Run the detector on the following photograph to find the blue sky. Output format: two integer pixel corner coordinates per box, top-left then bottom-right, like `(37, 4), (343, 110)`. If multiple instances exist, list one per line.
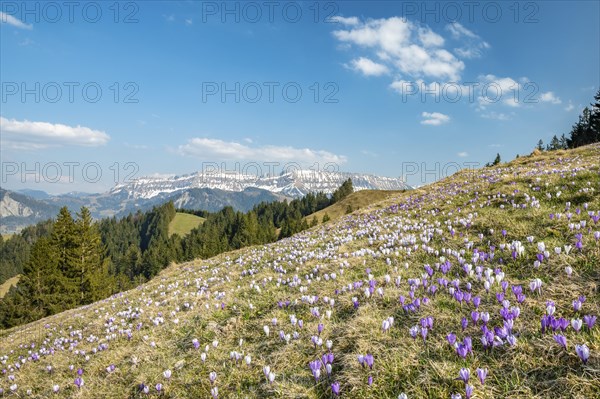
(1, 1), (598, 193)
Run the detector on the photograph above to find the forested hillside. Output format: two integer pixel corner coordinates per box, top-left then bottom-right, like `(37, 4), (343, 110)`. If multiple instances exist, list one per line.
(0, 180), (357, 328)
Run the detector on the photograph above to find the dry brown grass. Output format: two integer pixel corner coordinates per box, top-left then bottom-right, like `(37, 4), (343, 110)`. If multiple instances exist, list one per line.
(1, 145), (599, 398)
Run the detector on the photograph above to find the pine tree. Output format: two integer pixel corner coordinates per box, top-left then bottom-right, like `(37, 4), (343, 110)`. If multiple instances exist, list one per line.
(322, 213), (331, 223)
(332, 179), (354, 203)
(559, 134), (569, 149)
(51, 206), (79, 299)
(567, 106), (596, 148)
(547, 135), (560, 151)
(536, 139), (544, 151)
(21, 237), (74, 315)
(310, 216), (318, 227)
(589, 89), (600, 141)
(74, 207), (105, 303)
(493, 153), (501, 165)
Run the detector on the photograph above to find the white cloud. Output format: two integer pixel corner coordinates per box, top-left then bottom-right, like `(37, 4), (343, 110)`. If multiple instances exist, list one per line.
(0, 12), (32, 30)
(329, 16), (360, 26)
(477, 74), (522, 108)
(418, 27), (445, 47)
(333, 17), (464, 81)
(177, 138), (347, 164)
(565, 101), (575, 111)
(348, 57), (389, 76)
(421, 112), (450, 126)
(0, 117), (110, 150)
(457, 151), (469, 157)
(539, 91), (561, 104)
(360, 150), (378, 157)
(446, 22), (489, 59)
(185, 18), (193, 25)
(446, 22), (478, 39)
(480, 111), (511, 120)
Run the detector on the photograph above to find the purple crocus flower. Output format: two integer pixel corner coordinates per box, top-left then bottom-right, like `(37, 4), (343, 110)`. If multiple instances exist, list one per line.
(156, 383), (163, 392)
(583, 315), (597, 330)
(461, 317), (468, 331)
(476, 368), (488, 385)
(331, 381), (340, 396)
(364, 353), (374, 369)
(368, 375), (373, 385)
(465, 384), (473, 399)
(447, 333), (457, 346)
(464, 337), (473, 353)
(409, 325), (420, 339)
(456, 344), (468, 359)
(553, 334), (567, 349)
(327, 352), (334, 364)
(458, 368), (470, 383)
(481, 312), (490, 325)
(575, 344), (590, 364)
(309, 360), (321, 381)
(74, 377), (84, 389)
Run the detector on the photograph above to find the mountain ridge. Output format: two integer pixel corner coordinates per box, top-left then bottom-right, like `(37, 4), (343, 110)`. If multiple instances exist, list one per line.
(1, 169), (409, 233)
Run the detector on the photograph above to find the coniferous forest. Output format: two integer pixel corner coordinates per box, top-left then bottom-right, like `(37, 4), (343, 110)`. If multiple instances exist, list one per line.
(0, 179), (354, 328)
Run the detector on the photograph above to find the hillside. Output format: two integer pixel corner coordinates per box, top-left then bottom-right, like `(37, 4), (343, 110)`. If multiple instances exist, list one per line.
(168, 212), (206, 237)
(304, 190), (406, 225)
(0, 145), (599, 398)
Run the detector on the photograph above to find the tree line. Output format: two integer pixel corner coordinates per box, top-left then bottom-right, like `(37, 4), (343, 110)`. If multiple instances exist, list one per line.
(0, 179), (354, 328)
(537, 89), (600, 151)
(487, 89), (600, 166)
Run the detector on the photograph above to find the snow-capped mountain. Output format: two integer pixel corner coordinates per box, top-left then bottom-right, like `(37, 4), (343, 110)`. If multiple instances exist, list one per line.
(110, 169), (410, 199)
(1, 170), (409, 233)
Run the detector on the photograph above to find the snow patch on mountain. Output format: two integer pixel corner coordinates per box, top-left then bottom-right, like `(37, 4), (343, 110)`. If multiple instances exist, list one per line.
(110, 169), (409, 199)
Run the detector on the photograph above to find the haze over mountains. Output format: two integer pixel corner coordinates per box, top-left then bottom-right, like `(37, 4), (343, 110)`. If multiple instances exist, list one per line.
(0, 169), (409, 233)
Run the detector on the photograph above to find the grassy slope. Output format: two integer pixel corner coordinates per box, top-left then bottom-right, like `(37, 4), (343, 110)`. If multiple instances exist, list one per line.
(1, 145), (599, 398)
(168, 212), (205, 237)
(304, 190), (406, 225)
(0, 275), (19, 299)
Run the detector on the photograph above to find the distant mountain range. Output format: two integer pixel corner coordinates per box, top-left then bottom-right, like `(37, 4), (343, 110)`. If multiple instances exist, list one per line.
(1, 169), (409, 233)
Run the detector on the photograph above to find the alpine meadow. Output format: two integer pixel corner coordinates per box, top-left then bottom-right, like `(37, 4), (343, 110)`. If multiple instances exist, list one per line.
(0, 1), (599, 398)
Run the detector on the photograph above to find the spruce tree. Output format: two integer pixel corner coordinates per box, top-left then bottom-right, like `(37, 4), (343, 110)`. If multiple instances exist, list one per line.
(74, 207), (104, 303)
(536, 140), (544, 151)
(21, 237), (74, 315)
(493, 153), (501, 165)
(51, 206), (79, 299)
